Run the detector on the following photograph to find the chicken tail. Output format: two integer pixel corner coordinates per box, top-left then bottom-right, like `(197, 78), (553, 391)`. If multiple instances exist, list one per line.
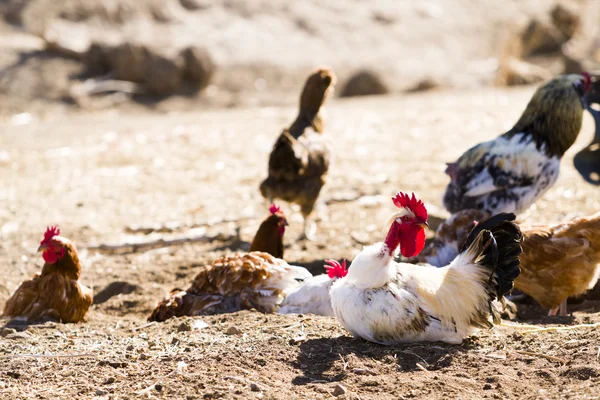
(451, 213), (522, 326)
(460, 213), (523, 298)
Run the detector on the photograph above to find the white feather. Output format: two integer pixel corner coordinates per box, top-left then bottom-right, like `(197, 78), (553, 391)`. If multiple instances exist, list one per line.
(330, 241), (494, 345)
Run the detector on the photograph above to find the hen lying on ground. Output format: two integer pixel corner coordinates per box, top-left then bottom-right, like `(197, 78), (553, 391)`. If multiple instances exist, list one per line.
(413, 209), (600, 316)
(260, 68), (337, 241)
(2, 226), (93, 323)
(443, 73), (591, 215)
(278, 259), (348, 316)
(330, 192), (522, 344)
(149, 205), (312, 322)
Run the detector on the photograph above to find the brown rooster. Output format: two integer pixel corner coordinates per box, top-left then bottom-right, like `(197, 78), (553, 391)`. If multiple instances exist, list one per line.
(148, 205), (312, 322)
(2, 226), (93, 323)
(259, 68), (337, 240)
(414, 210), (600, 316)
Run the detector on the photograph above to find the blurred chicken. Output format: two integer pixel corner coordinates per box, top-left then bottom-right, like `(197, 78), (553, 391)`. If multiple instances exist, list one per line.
(278, 259), (348, 316)
(149, 205), (312, 321)
(444, 73), (591, 215)
(2, 226), (93, 323)
(415, 210), (600, 316)
(260, 68), (336, 241)
(329, 192), (522, 344)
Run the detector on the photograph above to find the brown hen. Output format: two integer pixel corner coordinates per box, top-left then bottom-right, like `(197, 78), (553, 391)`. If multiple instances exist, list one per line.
(414, 210), (600, 316)
(2, 226), (93, 323)
(259, 68), (337, 240)
(148, 205), (311, 322)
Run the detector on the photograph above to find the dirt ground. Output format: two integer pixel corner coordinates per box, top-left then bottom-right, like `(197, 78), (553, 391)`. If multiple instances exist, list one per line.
(1, 86), (600, 399)
(2, 0), (600, 398)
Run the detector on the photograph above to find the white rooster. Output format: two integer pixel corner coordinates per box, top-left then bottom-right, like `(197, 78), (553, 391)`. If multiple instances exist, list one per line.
(278, 259), (348, 316)
(330, 192), (522, 345)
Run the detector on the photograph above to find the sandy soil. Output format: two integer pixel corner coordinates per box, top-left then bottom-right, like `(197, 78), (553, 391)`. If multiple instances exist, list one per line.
(1, 86), (600, 399)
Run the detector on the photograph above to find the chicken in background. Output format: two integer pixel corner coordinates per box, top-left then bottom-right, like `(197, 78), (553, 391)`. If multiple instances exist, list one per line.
(413, 209), (600, 316)
(278, 259), (348, 316)
(2, 226), (93, 323)
(444, 73), (591, 215)
(260, 68), (337, 241)
(148, 205), (312, 322)
(330, 192), (522, 344)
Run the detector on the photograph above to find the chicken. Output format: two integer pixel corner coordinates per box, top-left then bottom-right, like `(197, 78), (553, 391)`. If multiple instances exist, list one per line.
(443, 73), (591, 216)
(259, 68), (337, 241)
(414, 210), (600, 316)
(410, 209), (491, 268)
(329, 192), (522, 345)
(2, 226), (93, 323)
(278, 259), (348, 316)
(149, 205), (312, 321)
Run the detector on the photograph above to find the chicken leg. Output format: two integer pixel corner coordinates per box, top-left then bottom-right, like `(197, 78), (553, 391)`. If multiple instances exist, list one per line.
(548, 300), (568, 316)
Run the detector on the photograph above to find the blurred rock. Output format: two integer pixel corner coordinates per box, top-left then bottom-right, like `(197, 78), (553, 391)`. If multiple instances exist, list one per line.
(182, 46), (216, 90)
(339, 70), (389, 97)
(179, 0), (213, 11)
(149, 0), (185, 23)
(225, 326), (242, 335)
(43, 19), (91, 59)
(1, 0), (28, 25)
(551, 4), (580, 40)
(520, 19), (565, 57)
(144, 51), (184, 95)
(110, 43), (149, 83)
(405, 77), (439, 93)
(497, 57), (552, 86)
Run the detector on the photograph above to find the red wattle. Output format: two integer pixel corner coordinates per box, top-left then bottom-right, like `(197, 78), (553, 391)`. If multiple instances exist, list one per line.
(399, 227), (426, 258)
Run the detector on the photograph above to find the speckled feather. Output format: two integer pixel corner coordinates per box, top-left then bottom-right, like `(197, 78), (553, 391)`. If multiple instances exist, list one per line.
(443, 74), (587, 215)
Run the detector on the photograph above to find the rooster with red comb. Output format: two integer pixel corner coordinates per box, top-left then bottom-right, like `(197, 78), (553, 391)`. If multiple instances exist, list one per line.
(443, 73), (591, 216)
(329, 192), (523, 344)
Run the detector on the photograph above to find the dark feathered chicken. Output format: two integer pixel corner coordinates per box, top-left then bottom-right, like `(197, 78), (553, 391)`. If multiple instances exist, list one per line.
(443, 74), (591, 216)
(260, 68), (337, 240)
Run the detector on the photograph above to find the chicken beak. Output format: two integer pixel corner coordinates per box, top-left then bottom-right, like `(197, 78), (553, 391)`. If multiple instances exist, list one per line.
(417, 221), (429, 229)
(37, 244), (47, 252)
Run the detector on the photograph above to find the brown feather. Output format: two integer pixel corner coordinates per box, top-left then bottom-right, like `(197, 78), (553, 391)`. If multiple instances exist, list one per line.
(260, 68), (336, 219)
(249, 213), (285, 259)
(2, 236), (93, 323)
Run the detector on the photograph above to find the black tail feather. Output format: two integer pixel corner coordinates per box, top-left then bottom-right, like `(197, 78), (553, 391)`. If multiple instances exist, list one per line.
(461, 212), (523, 299)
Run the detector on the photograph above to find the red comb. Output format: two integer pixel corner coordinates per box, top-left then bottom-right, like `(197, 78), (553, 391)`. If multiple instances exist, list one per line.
(392, 192), (428, 221)
(582, 72), (592, 92)
(324, 259), (348, 279)
(41, 225), (60, 244)
(269, 204), (282, 215)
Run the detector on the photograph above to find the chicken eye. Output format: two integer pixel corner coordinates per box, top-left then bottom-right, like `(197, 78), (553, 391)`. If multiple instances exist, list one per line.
(402, 216), (410, 221)
(573, 80), (585, 96)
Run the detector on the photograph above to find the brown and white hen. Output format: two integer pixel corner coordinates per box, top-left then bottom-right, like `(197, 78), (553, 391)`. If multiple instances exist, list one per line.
(148, 205), (312, 321)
